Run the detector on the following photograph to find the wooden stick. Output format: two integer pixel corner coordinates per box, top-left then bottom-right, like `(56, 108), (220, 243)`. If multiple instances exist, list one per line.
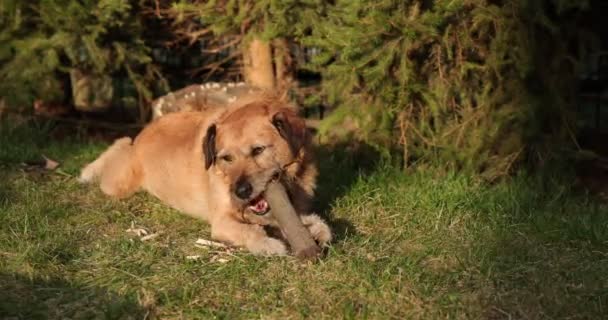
(265, 181), (320, 260)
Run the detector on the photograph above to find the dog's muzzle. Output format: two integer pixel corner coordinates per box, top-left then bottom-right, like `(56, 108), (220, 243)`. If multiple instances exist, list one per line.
(248, 194), (270, 215)
(235, 179), (253, 199)
(245, 170), (282, 215)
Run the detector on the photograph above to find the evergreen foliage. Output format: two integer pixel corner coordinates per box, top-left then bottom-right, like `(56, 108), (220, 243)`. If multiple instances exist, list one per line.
(0, 0), (163, 117)
(167, 0), (322, 40)
(303, 0), (595, 179)
(0, 0), (598, 177)
(163, 0), (324, 84)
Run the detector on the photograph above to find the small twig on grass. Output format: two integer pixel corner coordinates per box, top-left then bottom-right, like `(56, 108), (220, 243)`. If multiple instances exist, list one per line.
(195, 238), (228, 248)
(126, 221), (149, 237)
(54, 168), (73, 178)
(210, 256), (230, 264)
(110, 266), (144, 281)
(140, 232), (163, 241)
(221, 250), (245, 262)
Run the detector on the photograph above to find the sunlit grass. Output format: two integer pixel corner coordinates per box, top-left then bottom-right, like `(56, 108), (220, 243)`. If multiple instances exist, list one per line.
(1, 119), (607, 319)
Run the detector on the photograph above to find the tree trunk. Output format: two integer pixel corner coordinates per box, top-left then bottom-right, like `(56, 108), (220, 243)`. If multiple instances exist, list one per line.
(242, 37), (275, 89)
(273, 38), (295, 92)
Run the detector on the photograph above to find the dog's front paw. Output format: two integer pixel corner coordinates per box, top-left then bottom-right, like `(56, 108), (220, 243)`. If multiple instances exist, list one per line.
(301, 214), (332, 246)
(247, 236), (288, 256)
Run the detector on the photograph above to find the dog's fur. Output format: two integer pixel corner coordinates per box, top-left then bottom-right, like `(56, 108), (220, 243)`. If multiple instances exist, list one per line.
(80, 94), (331, 255)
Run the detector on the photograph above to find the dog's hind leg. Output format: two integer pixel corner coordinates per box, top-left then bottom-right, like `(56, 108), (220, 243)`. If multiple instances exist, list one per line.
(79, 137), (133, 183)
(80, 137), (142, 198)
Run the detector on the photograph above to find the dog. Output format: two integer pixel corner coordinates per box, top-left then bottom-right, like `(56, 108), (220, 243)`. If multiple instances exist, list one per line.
(79, 93), (331, 255)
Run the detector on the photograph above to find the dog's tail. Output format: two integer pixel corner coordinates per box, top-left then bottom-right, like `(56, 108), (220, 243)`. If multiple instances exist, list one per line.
(79, 137), (142, 198)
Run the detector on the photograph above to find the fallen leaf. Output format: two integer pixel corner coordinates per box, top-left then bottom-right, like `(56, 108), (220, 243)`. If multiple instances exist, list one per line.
(21, 155), (60, 171)
(42, 155), (60, 170)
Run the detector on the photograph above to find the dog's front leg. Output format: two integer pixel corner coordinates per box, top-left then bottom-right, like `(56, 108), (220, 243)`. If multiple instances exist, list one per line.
(211, 216), (287, 256)
(300, 214), (332, 246)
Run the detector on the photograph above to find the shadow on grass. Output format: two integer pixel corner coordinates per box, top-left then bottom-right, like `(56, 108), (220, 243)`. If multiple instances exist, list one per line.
(312, 142), (382, 242)
(0, 171), (15, 208)
(0, 116), (144, 189)
(466, 175), (608, 319)
(0, 116), (137, 166)
(483, 235), (607, 319)
(0, 273), (146, 319)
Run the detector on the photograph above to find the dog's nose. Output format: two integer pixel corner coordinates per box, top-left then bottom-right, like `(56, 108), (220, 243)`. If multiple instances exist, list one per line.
(235, 179), (253, 199)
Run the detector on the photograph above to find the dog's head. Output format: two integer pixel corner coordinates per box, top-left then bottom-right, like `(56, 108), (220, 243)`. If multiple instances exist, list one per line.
(202, 101), (307, 221)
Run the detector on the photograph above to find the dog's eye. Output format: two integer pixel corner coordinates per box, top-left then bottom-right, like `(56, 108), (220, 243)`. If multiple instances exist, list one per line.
(251, 146), (266, 156)
(220, 155), (233, 162)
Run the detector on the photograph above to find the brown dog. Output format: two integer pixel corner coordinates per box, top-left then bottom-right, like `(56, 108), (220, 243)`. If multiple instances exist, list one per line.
(79, 94), (331, 255)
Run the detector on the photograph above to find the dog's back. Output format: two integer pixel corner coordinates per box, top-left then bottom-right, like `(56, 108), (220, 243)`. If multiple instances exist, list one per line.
(80, 111), (220, 219)
(134, 111), (220, 218)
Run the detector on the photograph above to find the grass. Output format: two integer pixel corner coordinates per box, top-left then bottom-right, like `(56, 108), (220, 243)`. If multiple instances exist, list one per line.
(1, 118), (607, 319)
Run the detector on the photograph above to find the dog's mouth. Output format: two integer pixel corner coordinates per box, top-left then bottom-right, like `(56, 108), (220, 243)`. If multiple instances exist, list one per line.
(248, 193), (270, 215)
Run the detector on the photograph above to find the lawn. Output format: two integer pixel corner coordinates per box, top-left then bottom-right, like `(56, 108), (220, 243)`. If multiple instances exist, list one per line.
(1, 118), (607, 319)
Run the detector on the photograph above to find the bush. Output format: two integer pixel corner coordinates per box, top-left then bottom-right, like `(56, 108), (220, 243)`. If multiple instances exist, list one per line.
(0, 0), (164, 119)
(0, 0), (597, 178)
(303, 0), (595, 179)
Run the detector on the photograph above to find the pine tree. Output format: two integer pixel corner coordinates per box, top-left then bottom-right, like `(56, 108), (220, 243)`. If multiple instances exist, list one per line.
(303, 0), (594, 179)
(0, 0), (595, 178)
(164, 0), (325, 90)
(0, 0), (164, 120)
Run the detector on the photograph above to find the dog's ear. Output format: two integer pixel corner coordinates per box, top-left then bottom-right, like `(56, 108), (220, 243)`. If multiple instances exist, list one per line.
(272, 109), (307, 156)
(203, 124), (217, 170)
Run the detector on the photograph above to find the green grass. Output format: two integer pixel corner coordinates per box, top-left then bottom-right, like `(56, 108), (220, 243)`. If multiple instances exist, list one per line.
(1, 118), (607, 319)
